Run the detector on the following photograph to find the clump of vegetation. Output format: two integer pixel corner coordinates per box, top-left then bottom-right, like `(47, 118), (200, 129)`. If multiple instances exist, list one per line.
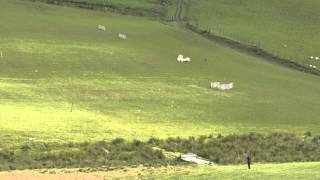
(156, 133), (320, 164)
(0, 133), (320, 171)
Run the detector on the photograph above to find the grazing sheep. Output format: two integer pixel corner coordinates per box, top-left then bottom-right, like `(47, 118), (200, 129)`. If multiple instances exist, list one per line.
(316, 57), (319, 60)
(98, 25), (106, 31)
(177, 54), (191, 62)
(210, 82), (234, 90)
(309, 65), (317, 69)
(118, 33), (127, 40)
(310, 56), (314, 59)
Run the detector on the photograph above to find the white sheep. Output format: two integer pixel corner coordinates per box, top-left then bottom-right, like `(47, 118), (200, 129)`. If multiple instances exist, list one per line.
(210, 82), (234, 90)
(316, 57), (319, 60)
(310, 56), (314, 59)
(118, 33), (127, 40)
(309, 64), (313, 68)
(177, 54), (191, 62)
(313, 65), (317, 69)
(97, 25), (106, 31)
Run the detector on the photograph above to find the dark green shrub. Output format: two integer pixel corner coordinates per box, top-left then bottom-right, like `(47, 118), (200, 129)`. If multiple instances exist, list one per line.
(20, 144), (31, 152)
(111, 138), (125, 145)
(304, 131), (312, 137)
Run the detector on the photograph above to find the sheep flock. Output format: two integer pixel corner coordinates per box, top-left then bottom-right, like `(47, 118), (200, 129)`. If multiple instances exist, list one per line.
(97, 25), (127, 40)
(309, 55), (319, 69)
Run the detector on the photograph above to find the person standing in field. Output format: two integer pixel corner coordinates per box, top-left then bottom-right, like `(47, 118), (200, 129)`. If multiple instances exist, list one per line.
(246, 152), (252, 169)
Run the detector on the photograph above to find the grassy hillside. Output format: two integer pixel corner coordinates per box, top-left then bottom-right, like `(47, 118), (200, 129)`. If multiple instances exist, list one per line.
(1, 0), (320, 149)
(186, 0), (320, 68)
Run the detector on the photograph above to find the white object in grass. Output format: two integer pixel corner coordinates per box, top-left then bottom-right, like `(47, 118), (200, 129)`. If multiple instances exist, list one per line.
(98, 25), (106, 31)
(211, 82), (234, 90)
(118, 33), (127, 40)
(181, 153), (213, 165)
(177, 54), (191, 62)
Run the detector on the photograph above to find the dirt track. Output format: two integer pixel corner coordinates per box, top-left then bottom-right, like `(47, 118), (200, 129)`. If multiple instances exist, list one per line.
(0, 168), (141, 180)
(0, 166), (184, 180)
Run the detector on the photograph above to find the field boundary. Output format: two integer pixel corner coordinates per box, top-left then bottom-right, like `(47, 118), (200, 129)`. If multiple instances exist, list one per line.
(174, 0), (183, 21)
(185, 23), (320, 76)
(175, 0), (320, 76)
(28, 0), (167, 18)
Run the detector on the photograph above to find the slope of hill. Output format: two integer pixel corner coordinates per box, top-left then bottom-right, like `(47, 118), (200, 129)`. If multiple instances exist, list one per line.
(1, 0), (320, 148)
(186, 0), (320, 68)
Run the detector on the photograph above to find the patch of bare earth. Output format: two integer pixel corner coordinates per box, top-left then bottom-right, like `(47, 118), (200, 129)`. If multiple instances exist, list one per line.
(0, 166), (187, 180)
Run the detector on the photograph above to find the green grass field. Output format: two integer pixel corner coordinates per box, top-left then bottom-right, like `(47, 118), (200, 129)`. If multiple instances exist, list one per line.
(1, 0), (320, 148)
(186, 0), (320, 68)
(144, 162), (320, 179)
(1, 0), (320, 178)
